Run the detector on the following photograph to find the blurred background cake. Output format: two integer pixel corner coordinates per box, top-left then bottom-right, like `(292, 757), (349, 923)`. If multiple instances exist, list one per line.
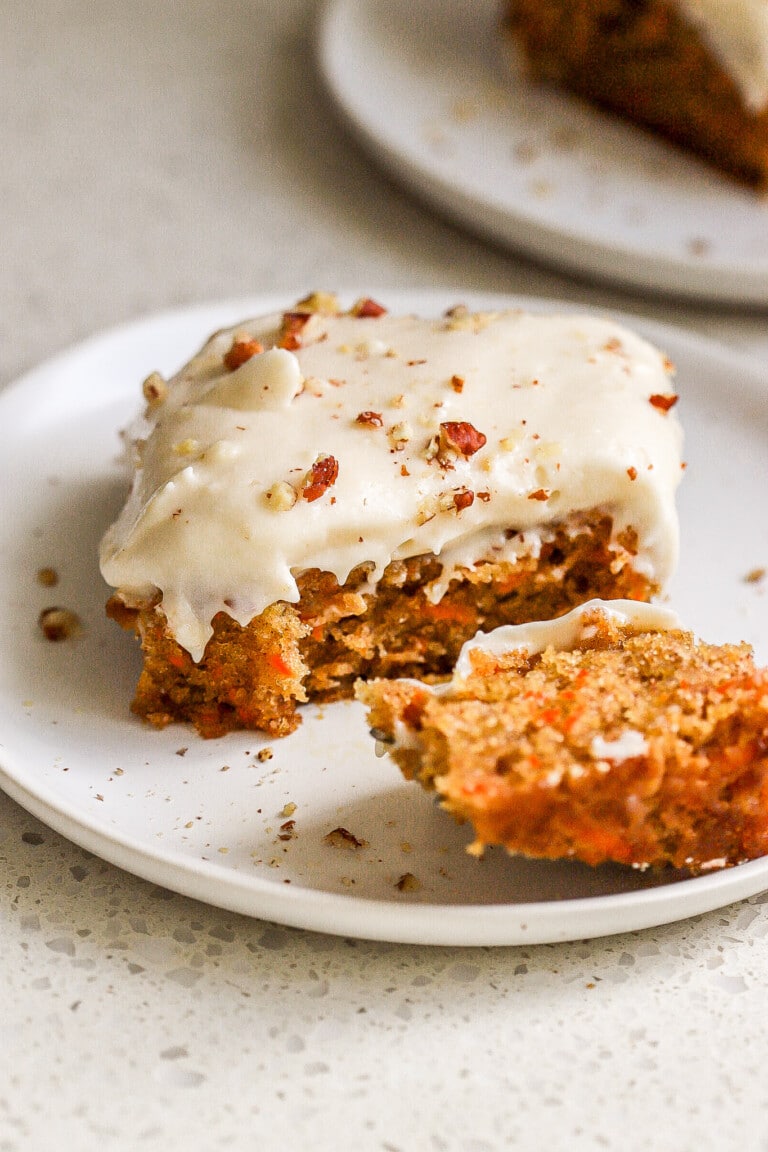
(505, 0), (768, 187)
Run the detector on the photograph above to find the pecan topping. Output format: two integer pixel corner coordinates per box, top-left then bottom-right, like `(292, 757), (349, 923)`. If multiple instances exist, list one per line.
(649, 393), (678, 413)
(279, 312), (311, 351)
(294, 291), (339, 315)
(265, 481), (298, 511)
(627, 466), (638, 481)
(350, 297), (387, 318)
(528, 488), (550, 501)
(223, 337), (264, 371)
(388, 421), (412, 451)
(450, 374), (465, 393)
(302, 455), (339, 502)
(438, 421), (487, 458)
(452, 488), (475, 513)
(355, 410), (383, 427)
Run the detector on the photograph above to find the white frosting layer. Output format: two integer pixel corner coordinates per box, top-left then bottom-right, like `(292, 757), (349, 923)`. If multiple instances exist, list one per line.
(676, 0), (768, 111)
(100, 306), (683, 660)
(452, 598), (681, 680)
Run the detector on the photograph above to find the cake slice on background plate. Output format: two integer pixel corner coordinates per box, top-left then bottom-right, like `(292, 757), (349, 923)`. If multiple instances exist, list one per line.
(506, 0), (768, 188)
(358, 600), (768, 872)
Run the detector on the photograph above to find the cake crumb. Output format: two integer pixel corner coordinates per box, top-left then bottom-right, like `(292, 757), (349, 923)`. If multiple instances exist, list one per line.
(280, 801), (296, 817)
(396, 872), (420, 892)
(744, 567), (766, 585)
(257, 747), (274, 762)
(324, 827), (368, 850)
(38, 607), (82, 642)
(36, 566), (58, 587)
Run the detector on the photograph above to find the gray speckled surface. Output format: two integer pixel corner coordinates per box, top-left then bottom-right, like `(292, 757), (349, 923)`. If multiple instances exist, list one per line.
(3, 2), (768, 1149)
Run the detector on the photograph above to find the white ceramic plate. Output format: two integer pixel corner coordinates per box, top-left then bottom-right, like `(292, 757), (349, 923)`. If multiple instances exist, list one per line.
(1, 291), (768, 947)
(317, 0), (768, 304)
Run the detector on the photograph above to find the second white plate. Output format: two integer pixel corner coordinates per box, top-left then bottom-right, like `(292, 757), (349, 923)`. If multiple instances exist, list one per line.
(318, 0), (768, 303)
(1, 291), (768, 946)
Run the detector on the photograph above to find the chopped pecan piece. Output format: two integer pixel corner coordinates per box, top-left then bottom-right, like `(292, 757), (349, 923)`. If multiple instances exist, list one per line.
(265, 481), (297, 511)
(528, 488), (550, 501)
(438, 421), (487, 458)
(279, 312), (312, 351)
(452, 488), (474, 513)
(388, 421), (412, 450)
(223, 337), (264, 371)
(294, 291), (340, 314)
(627, 466), (638, 481)
(649, 393), (678, 413)
(350, 297), (387, 318)
(302, 455), (339, 502)
(450, 374), (465, 393)
(355, 410), (383, 427)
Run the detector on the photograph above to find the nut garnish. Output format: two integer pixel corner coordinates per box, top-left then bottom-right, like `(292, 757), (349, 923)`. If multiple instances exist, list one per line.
(256, 747), (274, 762)
(528, 488), (550, 501)
(265, 481), (298, 511)
(324, 827), (368, 850)
(388, 421), (412, 451)
(224, 337), (264, 372)
(302, 455), (339, 502)
(294, 291), (340, 315)
(38, 607), (82, 642)
(279, 312), (311, 351)
(744, 567), (766, 584)
(438, 421), (487, 459)
(450, 374), (465, 393)
(649, 393), (679, 413)
(452, 488), (475, 513)
(627, 466), (638, 481)
(142, 371), (168, 406)
(350, 297), (387, 318)
(355, 411), (383, 428)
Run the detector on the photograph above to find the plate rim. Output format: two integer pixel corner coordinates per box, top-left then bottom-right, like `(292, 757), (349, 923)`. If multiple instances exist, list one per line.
(315, 0), (768, 306)
(2, 289), (768, 947)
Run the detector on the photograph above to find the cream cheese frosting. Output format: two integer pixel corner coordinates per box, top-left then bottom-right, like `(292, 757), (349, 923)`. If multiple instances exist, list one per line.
(676, 0), (768, 111)
(100, 303), (683, 660)
(451, 597), (681, 681)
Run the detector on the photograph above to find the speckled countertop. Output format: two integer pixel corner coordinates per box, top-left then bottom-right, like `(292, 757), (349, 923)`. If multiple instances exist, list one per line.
(3, 3), (768, 1150)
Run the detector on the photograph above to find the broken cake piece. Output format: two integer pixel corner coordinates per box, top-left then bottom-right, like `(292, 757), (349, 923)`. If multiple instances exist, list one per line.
(357, 600), (768, 872)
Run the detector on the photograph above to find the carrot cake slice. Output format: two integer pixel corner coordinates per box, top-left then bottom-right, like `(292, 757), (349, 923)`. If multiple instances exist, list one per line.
(358, 601), (768, 872)
(505, 0), (768, 187)
(100, 295), (683, 738)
